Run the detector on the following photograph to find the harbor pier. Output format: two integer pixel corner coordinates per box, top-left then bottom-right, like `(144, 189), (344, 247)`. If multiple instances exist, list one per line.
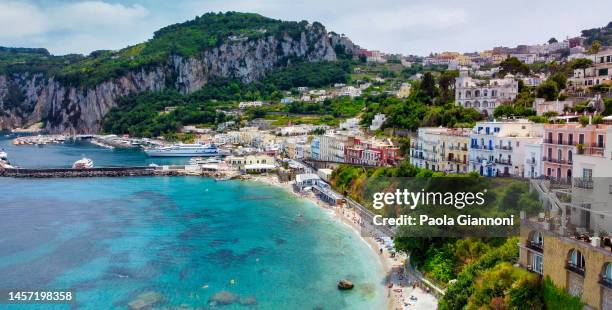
(0, 167), (181, 178)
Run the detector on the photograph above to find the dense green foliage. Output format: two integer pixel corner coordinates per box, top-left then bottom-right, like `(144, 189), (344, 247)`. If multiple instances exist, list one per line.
(0, 47), (83, 75)
(500, 57), (530, 76)
(542, 276), (583, 310)
(101, 60), (354, 136)
(101, 91), (233, 138)
(581, 21), (612, 46)
(360, 73), (483, 130)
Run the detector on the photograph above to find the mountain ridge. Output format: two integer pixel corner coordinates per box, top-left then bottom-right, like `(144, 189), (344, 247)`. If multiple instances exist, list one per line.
(0, 12), (358, 133)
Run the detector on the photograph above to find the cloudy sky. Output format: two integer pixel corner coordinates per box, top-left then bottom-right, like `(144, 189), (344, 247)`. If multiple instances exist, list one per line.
(0, 0), (609, 56)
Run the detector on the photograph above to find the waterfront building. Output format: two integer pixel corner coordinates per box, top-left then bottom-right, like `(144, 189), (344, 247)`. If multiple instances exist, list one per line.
(225, 154), (275, 170)
(344, 137), (399, 166)
(469, 120), (543, 177)
(310, 132), (356, 163)
(542, 122), (609, 181)
(455, 67), (519, 116)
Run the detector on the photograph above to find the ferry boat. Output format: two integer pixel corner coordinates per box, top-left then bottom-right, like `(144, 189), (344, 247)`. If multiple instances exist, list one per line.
(145, 143), (219, 157)
(73, 157), (94, 169)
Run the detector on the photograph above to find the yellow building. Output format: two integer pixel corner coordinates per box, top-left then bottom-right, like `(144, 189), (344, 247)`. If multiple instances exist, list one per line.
(519, 217), (612, 309)
(438, 128), (471, 174)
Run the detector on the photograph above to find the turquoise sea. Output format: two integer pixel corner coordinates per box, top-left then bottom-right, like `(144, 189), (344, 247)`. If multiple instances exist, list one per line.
(0, 136), (387, 309)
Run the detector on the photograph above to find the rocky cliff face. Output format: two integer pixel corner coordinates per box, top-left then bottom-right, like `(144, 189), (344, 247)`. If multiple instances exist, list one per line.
(0, 24), (342, 133)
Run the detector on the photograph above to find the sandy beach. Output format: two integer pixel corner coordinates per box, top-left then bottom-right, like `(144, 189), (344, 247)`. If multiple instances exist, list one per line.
(248, 174), (438, 310)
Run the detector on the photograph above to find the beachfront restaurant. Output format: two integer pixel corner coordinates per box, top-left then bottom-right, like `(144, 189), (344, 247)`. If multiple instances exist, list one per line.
(313, 185), (343, 205)
(294, 173), (321, 191)
(244, 163), (276, 173)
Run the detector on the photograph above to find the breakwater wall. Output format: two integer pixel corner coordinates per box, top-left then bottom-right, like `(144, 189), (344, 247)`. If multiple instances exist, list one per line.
(0, 167), (184, 178)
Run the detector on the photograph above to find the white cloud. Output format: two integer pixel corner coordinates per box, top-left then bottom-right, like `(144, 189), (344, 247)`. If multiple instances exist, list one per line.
(51, 2), (149, 30)
(0, 0), (610, 56)
(0, 2), (48, 38)
(0, 1), (151, 54)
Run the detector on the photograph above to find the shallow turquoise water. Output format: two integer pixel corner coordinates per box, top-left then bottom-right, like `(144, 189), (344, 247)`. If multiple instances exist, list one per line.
(0, 177), (387, 309)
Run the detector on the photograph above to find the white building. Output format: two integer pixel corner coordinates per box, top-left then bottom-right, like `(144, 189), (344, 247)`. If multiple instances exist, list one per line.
(533, 98), (574, 116)
(469, 120), (543, 177)
(369, 114), (386, 131)
(410, 127), (446, 171)
(311, 132), (356, 163)
(523, 142), (543, 178)
(568, 49), (612, 91)
(239, 101), (264, 109)
(455, 67), (519, 116)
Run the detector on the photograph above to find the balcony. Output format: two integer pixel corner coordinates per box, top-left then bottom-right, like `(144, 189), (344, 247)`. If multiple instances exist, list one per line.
(495, 158), (512, 165)
(565, 262), (585, 276)
(577, 147), (605, 156)
(600, 277), (612, 289)
(542, 157), (571, 165)
(495, 145), (513, 151)
(526, 158), (537, 165)
(573, 177), (594, 189)
(526, 241), (544, 253)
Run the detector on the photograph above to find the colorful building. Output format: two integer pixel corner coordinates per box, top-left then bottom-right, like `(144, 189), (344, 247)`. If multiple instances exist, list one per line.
(542, 123), (608, 181)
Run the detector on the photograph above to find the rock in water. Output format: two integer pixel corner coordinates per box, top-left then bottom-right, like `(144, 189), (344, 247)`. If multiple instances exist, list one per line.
(127, 291), (163, 310)
(337, 279), (354, 290)
(208, 290), (239, 306)
(239, 295), (257, 305)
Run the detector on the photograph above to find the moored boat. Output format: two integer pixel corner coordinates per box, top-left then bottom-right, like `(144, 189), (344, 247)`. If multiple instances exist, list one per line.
(145, 143), (219, 157)
(72, 157), (94, 169)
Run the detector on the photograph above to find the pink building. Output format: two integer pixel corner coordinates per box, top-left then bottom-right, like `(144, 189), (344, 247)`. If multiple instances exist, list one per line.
(344, 137), (399, 166)
(542, 123), (608, 181)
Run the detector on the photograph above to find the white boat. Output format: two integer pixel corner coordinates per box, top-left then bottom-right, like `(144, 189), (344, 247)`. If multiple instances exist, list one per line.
(189, 156), (222, 165)
(145, 143), (220, 157)
(73, 157), (94, 169)
(0, 150), (7, 160)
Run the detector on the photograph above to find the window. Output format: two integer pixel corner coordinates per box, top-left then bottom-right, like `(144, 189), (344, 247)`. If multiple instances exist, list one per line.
(568, 134), (573, 145)
(558, 149), (562, 161)
(579, 134), (584, 145)
(533, 254), (543, 274)
(558, 133), (563, 144)
(568, 150), (572, 163)
(598, 135), (604, 147)
(605, 263), (612, 281)
(599, 68), (608, 76)
(583, 168), (592, 180)
(548, 132), (553, 142)
(568, 249), (585, 271)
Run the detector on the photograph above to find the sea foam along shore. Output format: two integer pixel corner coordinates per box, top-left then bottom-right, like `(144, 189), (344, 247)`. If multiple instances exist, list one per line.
(247, 174), (407, 310)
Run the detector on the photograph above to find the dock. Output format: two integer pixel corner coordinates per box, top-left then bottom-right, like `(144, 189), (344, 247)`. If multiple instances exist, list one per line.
(0, 167), (181, 178)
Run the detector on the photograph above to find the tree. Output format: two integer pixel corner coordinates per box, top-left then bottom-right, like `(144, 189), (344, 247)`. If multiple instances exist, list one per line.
(569, 58), (593, 70)
(589, 40), (601, 54)
(500, 57), (530, 76)
(536, 81), (559, 101)
(438, 70), (459, 104)
(549, 72), (567, 90)
(420, 72), (438, 104)
(548, 37), (558, 44)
